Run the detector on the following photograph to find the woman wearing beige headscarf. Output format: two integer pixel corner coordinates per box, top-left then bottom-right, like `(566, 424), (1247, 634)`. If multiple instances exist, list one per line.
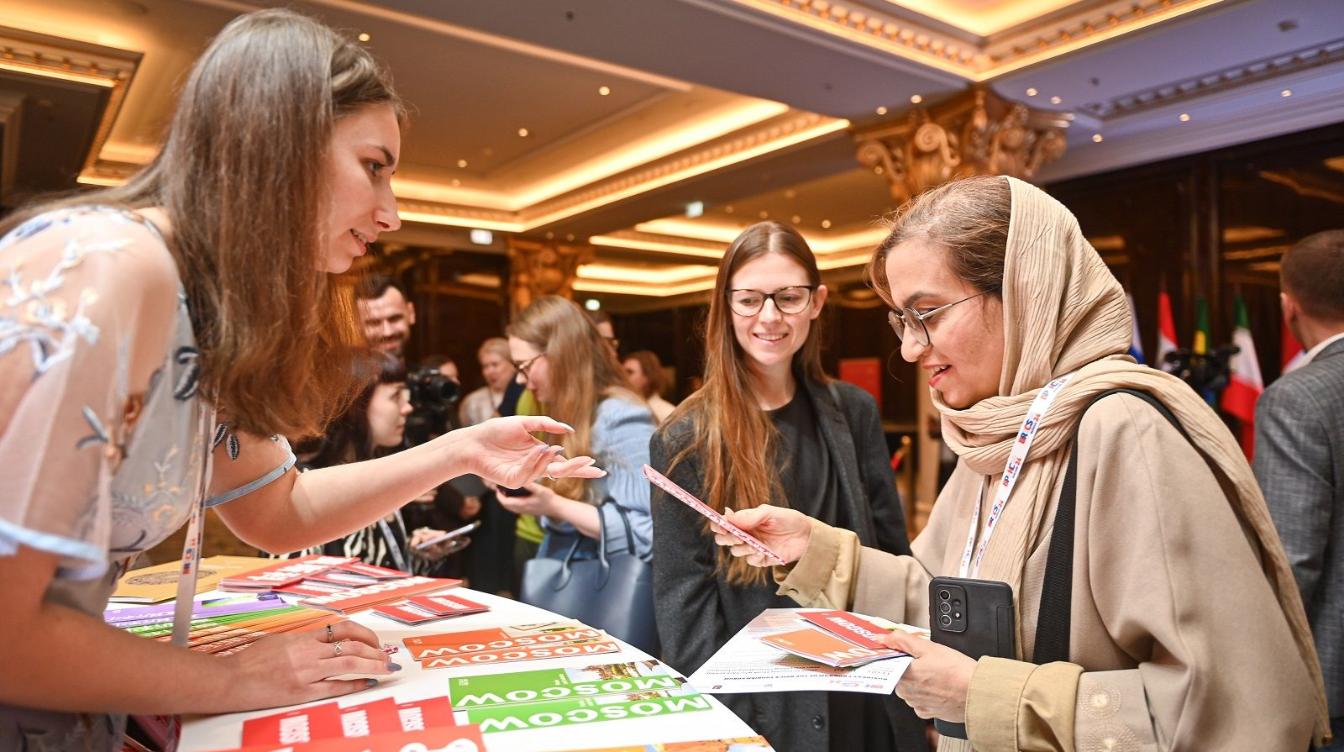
(714, 176), (1329, 750)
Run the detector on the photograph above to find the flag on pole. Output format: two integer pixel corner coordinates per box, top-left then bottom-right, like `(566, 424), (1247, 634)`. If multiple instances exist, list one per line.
(1282, 319), (1307, 375)
(1222, 297), (1264, 459)
(1156, 288), (1178, 371)
(1194, 297), (1214, 404)
(1126, 293), (1145, 364)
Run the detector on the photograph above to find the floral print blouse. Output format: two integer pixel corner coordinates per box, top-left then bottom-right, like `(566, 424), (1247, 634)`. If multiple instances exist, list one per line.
(0, 206), (294, 750)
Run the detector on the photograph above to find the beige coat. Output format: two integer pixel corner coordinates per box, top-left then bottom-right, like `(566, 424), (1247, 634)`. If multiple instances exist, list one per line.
(776, 392), (1319, 751)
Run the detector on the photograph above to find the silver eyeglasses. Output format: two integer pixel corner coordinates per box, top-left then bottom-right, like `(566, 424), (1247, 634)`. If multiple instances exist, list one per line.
(727, 285), (818, 317)
(887, 292), (987, 347)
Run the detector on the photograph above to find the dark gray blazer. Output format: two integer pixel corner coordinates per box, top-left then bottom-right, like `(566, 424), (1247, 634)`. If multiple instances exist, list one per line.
(650, 377), (926, 752)
(1254, 336), (1344, 719)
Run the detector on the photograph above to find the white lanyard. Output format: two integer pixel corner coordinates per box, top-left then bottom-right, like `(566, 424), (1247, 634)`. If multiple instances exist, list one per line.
(957, 373), (1075, 579)
(171, 408), (217, 646)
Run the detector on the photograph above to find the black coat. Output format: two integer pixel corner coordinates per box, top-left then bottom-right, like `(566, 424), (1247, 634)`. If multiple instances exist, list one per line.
(650, 376), (928, 752)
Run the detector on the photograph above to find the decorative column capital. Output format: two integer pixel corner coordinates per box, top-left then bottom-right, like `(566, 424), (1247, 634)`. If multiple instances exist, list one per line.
(854, 86), (1069, 205)
(506, 237), (593, 315)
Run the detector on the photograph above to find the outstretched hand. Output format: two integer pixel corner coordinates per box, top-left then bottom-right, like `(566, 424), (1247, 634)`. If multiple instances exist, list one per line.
(709, 505), (813, 567)
(455, 415), (604, 488)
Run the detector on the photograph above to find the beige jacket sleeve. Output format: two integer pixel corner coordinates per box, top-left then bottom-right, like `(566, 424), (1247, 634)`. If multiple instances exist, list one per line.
(965, 394), (1318, 751)
(773, 518), (933, 627)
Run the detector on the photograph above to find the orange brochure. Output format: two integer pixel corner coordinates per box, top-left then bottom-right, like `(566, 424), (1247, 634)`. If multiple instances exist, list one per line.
(404, 623), (600, 661)
(217, 725), (486, 752)
(760, 628), (900, 668)
(419, 638), (621, 669)
(221, 555), (358, 591)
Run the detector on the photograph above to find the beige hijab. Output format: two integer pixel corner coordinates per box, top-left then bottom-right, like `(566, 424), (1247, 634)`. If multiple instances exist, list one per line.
(933, 176), (1328, 741)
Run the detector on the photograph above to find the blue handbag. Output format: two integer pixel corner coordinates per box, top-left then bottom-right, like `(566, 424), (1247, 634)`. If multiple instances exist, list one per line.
(520, 499), (660, 656)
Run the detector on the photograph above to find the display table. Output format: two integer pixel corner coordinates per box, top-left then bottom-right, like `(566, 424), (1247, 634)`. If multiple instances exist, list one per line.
(177, 588), (761, 751)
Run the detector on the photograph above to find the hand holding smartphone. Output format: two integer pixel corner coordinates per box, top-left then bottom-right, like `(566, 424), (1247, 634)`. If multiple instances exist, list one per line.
(927, 576), (1016, 739)
(413, 520), (482, 551)
(641, 464), (785, 566)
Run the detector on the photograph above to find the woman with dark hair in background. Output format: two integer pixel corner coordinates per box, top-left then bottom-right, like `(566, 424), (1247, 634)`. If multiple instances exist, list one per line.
(294, 354), (461, 571)
(0, 9), (600, 745)
(623, 350), (677, 424)
(650, 221), (925, 752)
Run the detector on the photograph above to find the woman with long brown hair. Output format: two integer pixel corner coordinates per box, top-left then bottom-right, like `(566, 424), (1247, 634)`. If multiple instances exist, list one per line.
(500, 296), (656, 561)
(713, 177), (1327, 750)
(649, 221), (925, 752)
(0, 9), (599, 748)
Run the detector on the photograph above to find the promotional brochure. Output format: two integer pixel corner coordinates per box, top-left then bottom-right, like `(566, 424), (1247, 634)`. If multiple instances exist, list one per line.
(448, 661), (686, 710)
(110, 555), (274, 603)
(687, 609), (924, 695)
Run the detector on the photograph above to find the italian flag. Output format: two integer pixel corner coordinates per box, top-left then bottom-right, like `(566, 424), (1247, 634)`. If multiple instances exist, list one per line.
(1156, 289), (1178, 371)
(1222, 297), (1264, 458)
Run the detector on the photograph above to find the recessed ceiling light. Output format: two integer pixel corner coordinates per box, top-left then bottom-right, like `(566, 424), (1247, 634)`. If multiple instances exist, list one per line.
(457, 159), (468, 168)
(451, 178), (461, 186)
(1026, 87), (1038, 97)
(725, 205), (735, 214)
(517, 128), (529, 137)
(821, 219), (832, 229)
(758, 210), (769, 219)
(791, 215), (801, 223)
(545, 231), (555, 240)
(1281, 89), (1293, 97)
(598, 85), (611, 96)
(584, 298), (601, 311)
(357, 32), (371, 42)
(875, 106), (888, 115)
(784, 189), (796, 199)
(910, 94), (923, 104)
(1092, 133), (1104, 143)
(1050, 95), (1062, 105)
(565, 234), (575, 242)
(1178, 113), (1191, 122)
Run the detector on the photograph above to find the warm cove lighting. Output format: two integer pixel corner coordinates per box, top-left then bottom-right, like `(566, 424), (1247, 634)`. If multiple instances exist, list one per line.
(0, 60), (117, 88)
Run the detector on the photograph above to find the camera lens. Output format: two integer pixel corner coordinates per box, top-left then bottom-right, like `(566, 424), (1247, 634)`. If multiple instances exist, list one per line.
(938, 601), (950, 614)
(939, 614), (952, 627)
(939, 590), (950, 600)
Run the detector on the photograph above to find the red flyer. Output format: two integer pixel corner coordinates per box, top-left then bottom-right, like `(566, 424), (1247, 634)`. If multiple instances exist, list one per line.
(419, 637), (620, 669)
(338, 698), (401, 738)
(406, 593), (489, 617)
(221, 556), (357, 592)
(396, 697), (456, 731)
(297, 577), (456, 615)
(760, 628), (898, 668)
(240, 702), (342, 746)
(221, 724), (486, 752)
(273, 581), (347, 597)
(339, 562), (414, 580)
(371, 601), (443, 626)
(801, 610), (897, 651)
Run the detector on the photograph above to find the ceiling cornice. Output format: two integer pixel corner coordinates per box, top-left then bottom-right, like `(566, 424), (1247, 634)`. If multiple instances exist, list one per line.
(724, 0), (1229, 81)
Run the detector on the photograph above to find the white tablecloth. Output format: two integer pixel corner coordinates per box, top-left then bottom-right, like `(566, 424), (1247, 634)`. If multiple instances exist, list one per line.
(177, 588), (759, 751)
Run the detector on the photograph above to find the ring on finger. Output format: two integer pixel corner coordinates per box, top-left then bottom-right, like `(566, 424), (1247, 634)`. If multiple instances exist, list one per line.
(333, 639), (345, 657)
(325, 624), (334, 642)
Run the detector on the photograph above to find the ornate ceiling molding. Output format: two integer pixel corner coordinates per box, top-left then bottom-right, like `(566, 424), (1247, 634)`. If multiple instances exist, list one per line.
(0, 26), (141, 185)
(726, 0), (1228, 81)
(854, 86), (1069, 204)
(1079, 38), (1344, 119)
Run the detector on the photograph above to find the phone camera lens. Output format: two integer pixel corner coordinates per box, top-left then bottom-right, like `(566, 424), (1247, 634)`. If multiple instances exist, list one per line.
(938, 601), (951, 615)
(939, 590), (950, 600)
(939, 614), (952, 627)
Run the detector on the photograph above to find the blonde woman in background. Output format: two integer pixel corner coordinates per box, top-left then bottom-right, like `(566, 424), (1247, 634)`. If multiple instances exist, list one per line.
(459, 337), (513, 427)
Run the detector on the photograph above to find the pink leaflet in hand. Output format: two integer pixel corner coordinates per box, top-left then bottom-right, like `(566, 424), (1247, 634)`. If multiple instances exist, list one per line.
(641, 464), (786, 566)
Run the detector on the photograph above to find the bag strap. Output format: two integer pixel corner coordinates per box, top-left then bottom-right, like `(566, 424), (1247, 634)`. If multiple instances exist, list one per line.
(1033, 388), (1187, 664)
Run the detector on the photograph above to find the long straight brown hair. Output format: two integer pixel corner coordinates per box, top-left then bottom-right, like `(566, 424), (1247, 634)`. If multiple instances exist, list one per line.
(668, 221), (826, 585)
(507, 296), (644, 501)
(0, 9), (403, 438)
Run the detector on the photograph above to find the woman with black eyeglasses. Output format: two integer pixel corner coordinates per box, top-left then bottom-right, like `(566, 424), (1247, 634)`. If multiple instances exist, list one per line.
(649, 221), (928, 752)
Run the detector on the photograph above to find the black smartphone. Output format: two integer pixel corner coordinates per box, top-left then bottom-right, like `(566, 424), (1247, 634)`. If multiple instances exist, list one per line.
(928, 576), (1016, 739)
(497, 485), (533, 497)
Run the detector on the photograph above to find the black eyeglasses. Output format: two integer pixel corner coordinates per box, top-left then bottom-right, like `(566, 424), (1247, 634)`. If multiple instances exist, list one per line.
(887, 292), (987, 347)
(511, 353), (545, 381)
(727, 285), (819, 317)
